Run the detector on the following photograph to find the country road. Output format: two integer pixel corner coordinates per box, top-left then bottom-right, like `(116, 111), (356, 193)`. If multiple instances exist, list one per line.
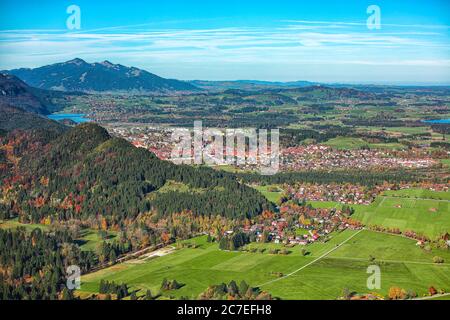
(413, 293), (450, 300)
(257, 229), (364, 288)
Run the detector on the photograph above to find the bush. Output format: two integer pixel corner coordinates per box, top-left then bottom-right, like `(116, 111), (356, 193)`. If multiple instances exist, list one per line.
(388, 286), (407, 300)
(433, 256), (444, 264)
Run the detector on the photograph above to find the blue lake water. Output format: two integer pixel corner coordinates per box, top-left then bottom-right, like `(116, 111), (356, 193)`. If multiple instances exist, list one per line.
(423, 118), (450, 124)
(48, 113), (91, 123)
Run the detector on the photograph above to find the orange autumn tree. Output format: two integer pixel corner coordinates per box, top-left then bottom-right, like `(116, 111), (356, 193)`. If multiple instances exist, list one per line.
(388, 286), (406, 300)
(101, 217), (108, 230)
(161, 232), (170, 244)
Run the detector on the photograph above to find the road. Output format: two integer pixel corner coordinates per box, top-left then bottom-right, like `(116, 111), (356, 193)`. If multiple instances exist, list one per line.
(413, 293), (450, 300)
(116, 243), (166, 263)
(257, 228), (364, 288)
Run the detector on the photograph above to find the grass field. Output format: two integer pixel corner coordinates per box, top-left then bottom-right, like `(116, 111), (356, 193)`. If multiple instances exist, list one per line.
(323, 137), (368, 149)
(323, 137), (404, 150)
(211, 164), (254, 174)
(156, 180), (208, 194)
(300, 189), (450, 239)
(75, 229), (118, 251)
(440, 159), (450, 167)
(78, 230), (450, 300)
(0, 218), (49, 232)
(363, 126), (430, 135)
(383, 127), (429, 134)
(382, 189), (450, 201)
(353, 196), (450, 239)
(295, 228), (310, 236)
(253, 185), (283, 203)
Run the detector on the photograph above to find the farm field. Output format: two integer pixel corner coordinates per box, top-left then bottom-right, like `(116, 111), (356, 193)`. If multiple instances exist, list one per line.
(323, 137), (405, 150)
(363, 126), (430, 135)
(304, 189), (450, 239)
(78, 230), (450, 300)
(382, 189), (450, 201)
(352, 196), (450, 239)
(323, 137), (368, 149)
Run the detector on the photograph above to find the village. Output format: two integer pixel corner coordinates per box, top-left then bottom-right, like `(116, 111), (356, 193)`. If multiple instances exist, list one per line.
(279, 182), (449, 205)
(104, 124), (448, 249)
(222, 201), (363, 248)
(280, 145), (436, 171)
(106, 125), (438, 173)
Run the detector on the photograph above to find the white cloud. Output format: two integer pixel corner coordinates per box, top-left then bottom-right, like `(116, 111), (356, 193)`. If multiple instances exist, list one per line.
(0, 21), (448, 82)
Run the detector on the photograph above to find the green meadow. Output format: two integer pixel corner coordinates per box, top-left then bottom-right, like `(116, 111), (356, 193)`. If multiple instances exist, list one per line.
(382, 188), (450, 201)
(362, 126), (430, 135)
(323, 137), (405, 150)
(303, 189), (450, 239)
(75, 229), (118, 251)
(78, 231), (450, 300)
(0, 218), (49, 232)
(306, 200), (343, 209)
(323, 137), (368, 149)
(352, 196), (450, 238)
(440, 159), (450, 167)
(253, 185), (284, 203)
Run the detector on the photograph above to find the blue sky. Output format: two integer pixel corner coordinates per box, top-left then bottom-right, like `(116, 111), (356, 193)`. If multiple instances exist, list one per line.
(0, 0), (449, 84)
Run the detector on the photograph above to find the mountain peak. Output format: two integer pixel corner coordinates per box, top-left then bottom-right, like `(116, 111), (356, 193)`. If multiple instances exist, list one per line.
(0, 73), (49, 115)
(5, 59), (199, 93)
(99, 60), (116, 68)
(66, 58), (87, 65)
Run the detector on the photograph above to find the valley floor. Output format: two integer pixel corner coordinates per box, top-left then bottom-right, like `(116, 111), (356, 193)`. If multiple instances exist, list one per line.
(78, 229), (450, 300)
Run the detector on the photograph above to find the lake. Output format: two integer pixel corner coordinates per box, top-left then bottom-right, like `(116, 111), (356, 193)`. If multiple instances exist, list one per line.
(423, 118), (450, 124)
(47, 113), (91, 124)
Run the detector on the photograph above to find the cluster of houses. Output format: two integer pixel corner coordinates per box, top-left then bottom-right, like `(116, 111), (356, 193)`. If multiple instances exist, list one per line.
(106, 125), (174, 160)
(281, 145), (436, 171)
(283, 183), (382, 205)
(102, 125), (439, 175)
(278, 182), (449, 207)
(239, 218), (322, 246)
(234, 203), (363, 247)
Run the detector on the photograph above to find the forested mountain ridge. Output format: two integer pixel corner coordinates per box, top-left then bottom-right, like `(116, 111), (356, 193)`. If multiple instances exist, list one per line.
(0, 105), (66, 133)
(4, 58), (199, 93)
(2, 122), (273, 227)
(0, 73), (51, 115)
(0, 115), (272, 300)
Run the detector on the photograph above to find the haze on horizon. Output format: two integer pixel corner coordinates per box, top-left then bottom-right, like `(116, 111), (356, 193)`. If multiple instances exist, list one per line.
(0, 0), (449, 85)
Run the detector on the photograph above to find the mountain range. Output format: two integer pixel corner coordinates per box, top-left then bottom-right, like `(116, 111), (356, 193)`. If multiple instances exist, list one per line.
(0, 74), (66, 133)
(0, 73), (52, 114)
(0, 74), (272, 222)
(4, 59), (448, 97)
(3, 58), (198, 93)
(2, 59), (319, 94)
